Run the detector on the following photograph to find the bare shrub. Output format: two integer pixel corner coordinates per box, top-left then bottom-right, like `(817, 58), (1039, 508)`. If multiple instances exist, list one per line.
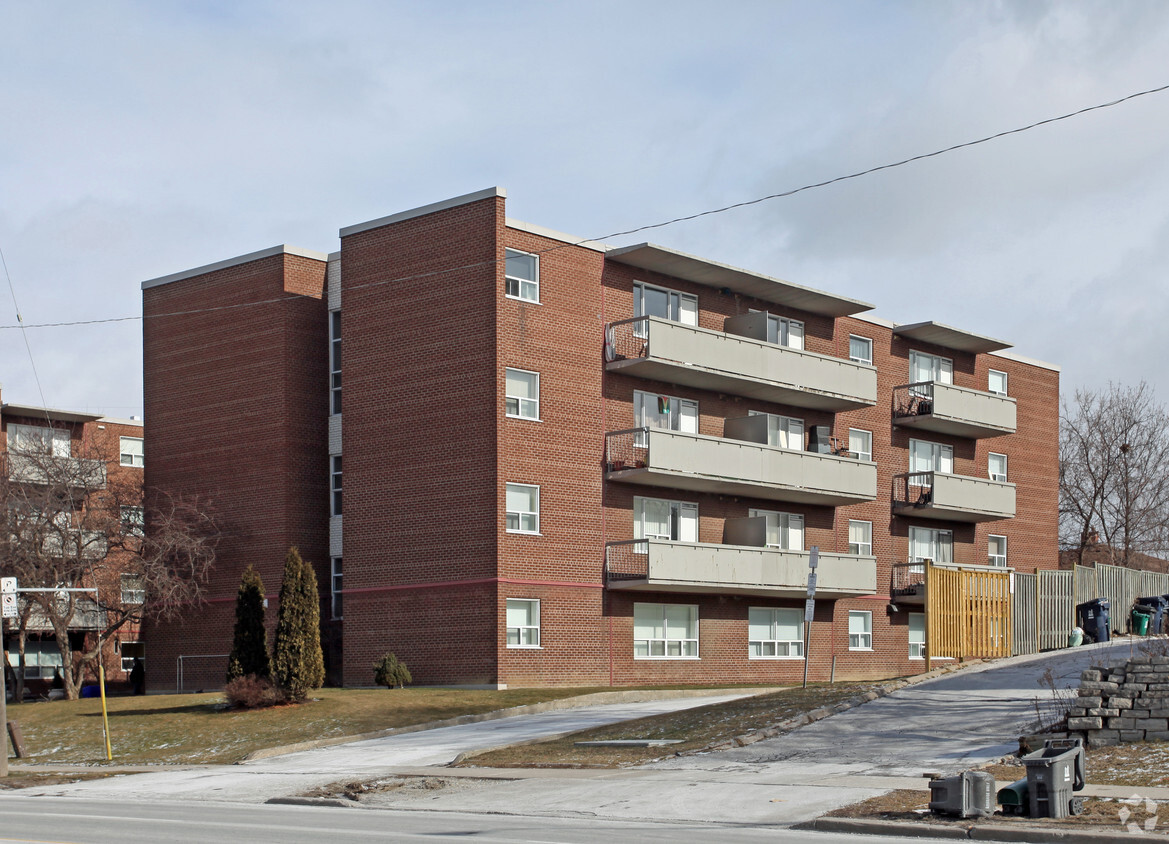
(224, 673), (287, 709)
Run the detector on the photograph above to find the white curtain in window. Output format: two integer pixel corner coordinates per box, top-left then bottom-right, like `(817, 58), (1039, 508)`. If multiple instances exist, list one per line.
(910, 440), (953, 474)
(910, 351), (953, 385)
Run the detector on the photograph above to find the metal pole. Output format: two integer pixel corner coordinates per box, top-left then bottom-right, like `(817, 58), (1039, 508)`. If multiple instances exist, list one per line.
(1, 617), (7, 777)
(802, 547), (819, 689)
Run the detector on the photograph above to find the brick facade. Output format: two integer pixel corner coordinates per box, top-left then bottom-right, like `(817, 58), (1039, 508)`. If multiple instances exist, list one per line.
(142, 187), (1060, 689)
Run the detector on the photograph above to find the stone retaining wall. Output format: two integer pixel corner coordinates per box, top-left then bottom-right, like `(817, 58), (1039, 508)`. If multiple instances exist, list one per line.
(1068, 655), (1169, 747)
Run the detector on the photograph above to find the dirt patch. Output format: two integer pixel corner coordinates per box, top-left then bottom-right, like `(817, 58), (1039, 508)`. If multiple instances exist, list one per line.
(0, 771), (118, 790)
(303, 775), (502, 804)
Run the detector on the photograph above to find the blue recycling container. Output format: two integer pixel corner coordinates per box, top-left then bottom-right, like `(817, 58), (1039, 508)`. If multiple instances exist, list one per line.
(1076, 598), (1110, 644)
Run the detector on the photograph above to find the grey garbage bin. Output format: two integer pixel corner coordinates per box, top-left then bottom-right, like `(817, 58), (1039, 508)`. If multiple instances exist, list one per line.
(928, 770), (996, 818)
(1022, 738), (1086, 819)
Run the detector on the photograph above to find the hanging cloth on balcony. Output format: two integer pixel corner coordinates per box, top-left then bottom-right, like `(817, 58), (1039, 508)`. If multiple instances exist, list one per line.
(658, 396), (671, 414)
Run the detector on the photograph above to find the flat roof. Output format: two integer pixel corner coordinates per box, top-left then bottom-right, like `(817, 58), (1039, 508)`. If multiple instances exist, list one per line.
(141, 245), (329, 290)
(340, 187), (505, 238)
(2, 404), (102, 424)
(893, 321), (1012, 354)
(605, 243), (874, 317)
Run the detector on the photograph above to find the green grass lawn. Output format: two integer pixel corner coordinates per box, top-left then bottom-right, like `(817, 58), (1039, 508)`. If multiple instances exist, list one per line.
(5, 687), (605, 766)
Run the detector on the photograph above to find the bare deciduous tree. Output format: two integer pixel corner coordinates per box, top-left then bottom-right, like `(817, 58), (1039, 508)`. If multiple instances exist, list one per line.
(1060, 382), (1169, 567)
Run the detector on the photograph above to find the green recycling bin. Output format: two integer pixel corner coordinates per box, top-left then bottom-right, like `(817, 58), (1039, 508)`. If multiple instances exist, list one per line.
(1133, 605), (1154, 635)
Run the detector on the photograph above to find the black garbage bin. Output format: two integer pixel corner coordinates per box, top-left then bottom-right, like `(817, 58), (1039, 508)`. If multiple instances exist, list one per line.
(1138, 596), (1168, 635)
(1076, 598), (1110, 644)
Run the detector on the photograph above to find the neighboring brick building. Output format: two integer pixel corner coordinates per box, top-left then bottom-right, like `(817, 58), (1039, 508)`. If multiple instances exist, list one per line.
(141, 187), (1060, 690)
(0, 390), (145, 694)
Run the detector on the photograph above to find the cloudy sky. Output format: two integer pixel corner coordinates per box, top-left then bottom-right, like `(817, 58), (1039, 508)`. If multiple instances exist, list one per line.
(2, 1), (1168, 418)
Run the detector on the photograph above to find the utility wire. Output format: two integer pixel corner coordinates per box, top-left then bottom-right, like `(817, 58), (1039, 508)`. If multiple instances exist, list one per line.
(1, 80), (1167, 332)
(0, 243), (53, 415)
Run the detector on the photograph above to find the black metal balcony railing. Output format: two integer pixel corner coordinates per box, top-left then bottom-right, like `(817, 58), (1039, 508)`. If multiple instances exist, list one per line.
(891, 561), (928, 595)
(605, 427), (648, 471)
(604, 317), (650, 362)
(605, 539), (650, 583)
(893, 382), (935, 418)
(893, 471), (934, 508)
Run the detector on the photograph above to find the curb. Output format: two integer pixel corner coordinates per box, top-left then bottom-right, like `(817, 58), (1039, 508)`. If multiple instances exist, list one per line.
(241, 686), (781, 762)
(266, 796), (354, 808)
(803, 816), (1141, 843)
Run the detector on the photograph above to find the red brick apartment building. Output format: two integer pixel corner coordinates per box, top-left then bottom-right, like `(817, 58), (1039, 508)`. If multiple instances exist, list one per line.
(140, 187), (1059, 690)
(1, 391), (145, 694)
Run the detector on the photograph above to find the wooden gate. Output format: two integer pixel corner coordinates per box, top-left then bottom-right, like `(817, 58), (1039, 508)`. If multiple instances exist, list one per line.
(925, 562), (1013, 666)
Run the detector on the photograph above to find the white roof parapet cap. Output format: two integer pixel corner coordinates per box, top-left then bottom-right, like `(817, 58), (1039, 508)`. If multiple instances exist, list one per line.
(327, 251), (341, 261)
(340, 187), (506, 238)
(97, 416), (144, 428)
(989, 349), (1061, 373)
(506, 219), (610, 253)
(2, 403), (102, 424)
(141, 245), (329, 290)
(849, 312), (897, 330)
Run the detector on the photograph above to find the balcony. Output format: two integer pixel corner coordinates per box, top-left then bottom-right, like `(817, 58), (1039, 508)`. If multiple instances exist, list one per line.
(891, 560), (1013, 606)
(7, 453), (107, 488)
(604, 316), (876, 411)
(892, 471), (1016, 523)
(893, 382), (1017, 439)
(606, 426), (877, 507)
(605, 538), (876, 598)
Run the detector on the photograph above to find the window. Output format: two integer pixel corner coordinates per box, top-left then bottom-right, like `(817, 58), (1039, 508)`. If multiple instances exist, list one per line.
(506, 598), (540, 647)
(988, 369), (1008, 396)
(748, 607), (803, 658)
(505, 483), (540, 533)
(331, 557), (343, 619)
(9, 424), (70, 457)
(848, 520), (872, 556)
(634, 281), (697, 333)
(633, 602), (698, 658)
(120, 436), (144, 467)
(909, 526), (953, 566)
(908, 613), (925, 659)
(748, 411), (804, 449)
(749, 508), (803, 550)
(634, 496), (698, 543)
(120, 506), (144, 537)
(121, 574), (145, 604)
(330, 311), (341, 415)
(909, 351), (953, 385)
(849, 335), (873, 365)
(910, 439), (953, 474)
(505, 249), (539, 302)
(988, 535), (1007, 567)
(505, 368), (540, 420)
(120, 641), (145, 673)
(7, 640), (64, 679)
(766, 315), (804, 349)
(634, 391), (697, 446)
(988, 452), (1008, 482)
(848, 428), (872, 461)
(331, 456), (342, 516)
(848, 610), (873, 650)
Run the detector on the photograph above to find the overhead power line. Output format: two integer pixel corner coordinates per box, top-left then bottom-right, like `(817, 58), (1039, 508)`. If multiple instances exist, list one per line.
(1, 79), (1167, 332)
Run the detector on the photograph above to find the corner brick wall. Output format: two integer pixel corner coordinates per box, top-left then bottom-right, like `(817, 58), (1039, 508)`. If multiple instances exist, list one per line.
(1069, 657), (1169, 746)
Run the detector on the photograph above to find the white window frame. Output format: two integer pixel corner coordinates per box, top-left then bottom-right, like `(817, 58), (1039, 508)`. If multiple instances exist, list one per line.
(119, 641), (145, 673)
(633, 602), (699, 659)
(633, 496), (698, 544)
(988, 535), (1007, 568)
(8, 640), (64, 680)
(634, 391), (698, 446)
(330, 310), (342, 415)
(505, 248), (539, 303)
(909, 439), (953, 474)
(633, 281), (697, 337)
(908, 612), (925, 659)
(9, 424), (71, 457)
(909, 351), (953, 385)
(121, 505), (145, 537)
(849, 610), (873, 650)
(848, 428), (872, 461)
(909, 526), (953, 570)
(766, 314), (804, 349)
(331, 456), (342, 517)
(119, 436), (144, 467)
(120, 573), (145, 605)
(849, 335), (873, 366)
(506, 598), (541, 648)
(848, 520), (872, 556)
(331, 557), (343, 619)
(748, 508), (804, 551)
(505, 483), (540, 534)
(988, 452), (1008, 482)
(748, 410), (804, 450)
(505, 368), (540, 420)
(988, 369), (1008, 396)
(748, 607), (804, 659)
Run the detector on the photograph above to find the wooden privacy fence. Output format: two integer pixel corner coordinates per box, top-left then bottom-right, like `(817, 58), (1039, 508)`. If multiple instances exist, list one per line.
(1012, 571), (1036, 657)
(925, 562), (1013, 664)
(1037, 569), (1075, 651)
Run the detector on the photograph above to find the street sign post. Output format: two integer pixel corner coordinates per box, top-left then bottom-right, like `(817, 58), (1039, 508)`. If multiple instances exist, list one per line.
(0, 577), (10, 777)
(802, 547), (819, 689)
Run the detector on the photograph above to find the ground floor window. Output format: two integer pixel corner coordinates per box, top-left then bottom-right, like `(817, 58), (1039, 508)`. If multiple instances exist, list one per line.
(6, 639), (64, 679)
(120, 641), (145, 672)
(748, 607), (803, 658)
(908, 613), (925, 659)
(849, 610), (873, 650)
(633, 602), (698, 658)
(331, 557), (343, 619)
(506, 598), (540, 647)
